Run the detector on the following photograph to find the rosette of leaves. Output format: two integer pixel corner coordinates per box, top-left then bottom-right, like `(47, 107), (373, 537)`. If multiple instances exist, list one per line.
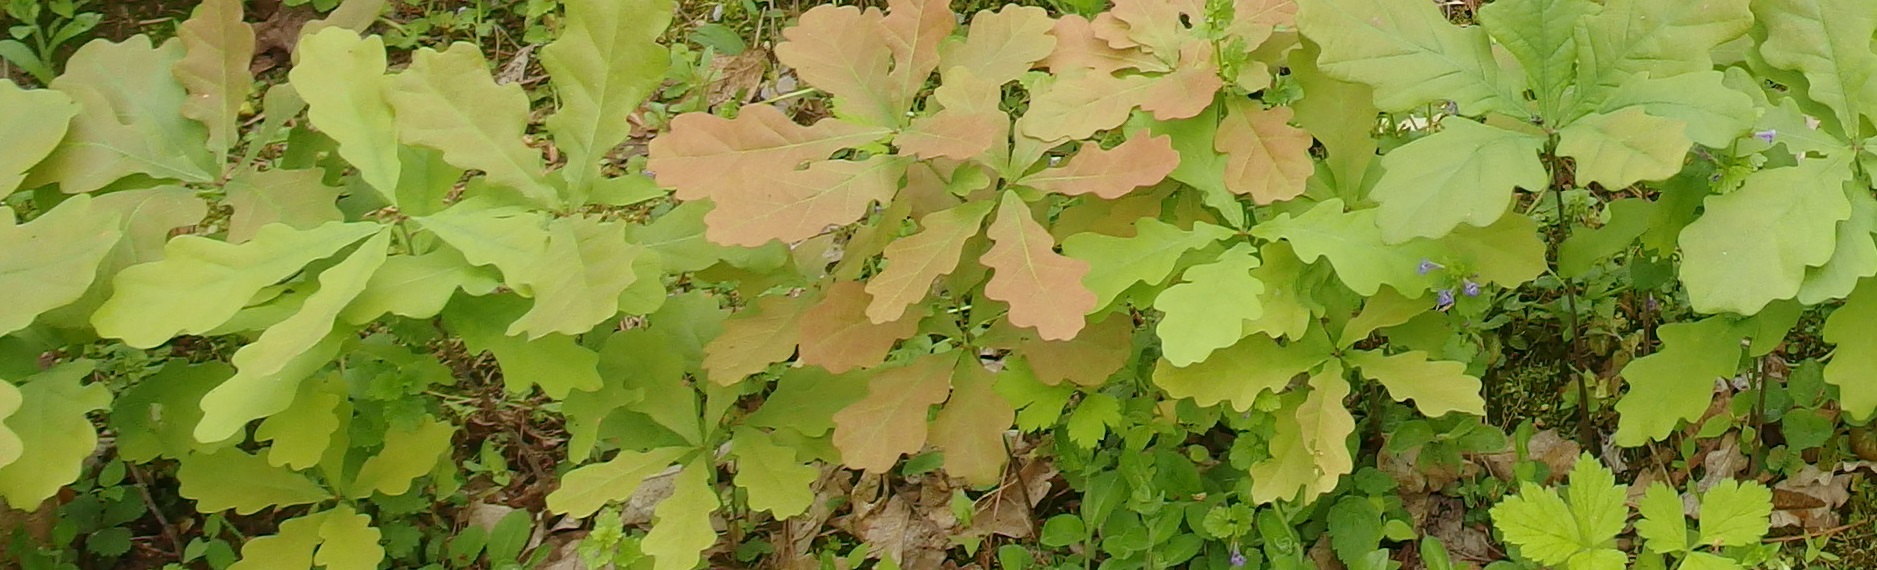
(0, 0), (731, 566)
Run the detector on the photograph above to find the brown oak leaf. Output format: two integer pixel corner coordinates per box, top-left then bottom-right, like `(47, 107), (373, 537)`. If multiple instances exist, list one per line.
(799, 280), (927, 373)
(647, 104), (890, 202)
(979, 193), (1096, 340)
(703, 294), (812, 385)
(865, 200), (995, 324)
(831, 352), (960, 473)
(1018, 130), (1178, 199)
(1217, 100), (1314, 204)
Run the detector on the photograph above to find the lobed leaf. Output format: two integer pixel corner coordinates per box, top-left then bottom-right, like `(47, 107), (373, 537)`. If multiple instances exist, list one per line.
(1154, 243), (1265, 367)
(388, 43), (555, 207)
(1612, 317), (1743, 445)
(831, 352), (958, 473)
(865, 200), (995, 324)
(290, 29), (401, 203)
(0, 362), (109, 507)
(1368, 119), (1549, 242)
(541, 0), (672, 199)
(1020, 130), (1179, 199)
(1679, 159), (1852, 315)
(0, 196), (123, 336)
(1296, 0), (1523, 115)
(981, 193), (1097, 340)
(173, 0), (254, 162)
(0, 80), (78, 195)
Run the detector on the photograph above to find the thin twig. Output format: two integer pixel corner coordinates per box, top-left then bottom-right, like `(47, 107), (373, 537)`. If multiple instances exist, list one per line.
(128, 463), (184, 558)
(1764, 522), (1861, 543)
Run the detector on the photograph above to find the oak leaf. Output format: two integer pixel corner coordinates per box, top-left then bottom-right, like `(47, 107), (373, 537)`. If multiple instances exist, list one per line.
(1217, 100), (1314, 204)
(880, 0), (955, 110)
(703, 294), (811, 385)
(173, 0), (254, 161)
(980, 193), (1097, 340)
(1021, 70), (1158, 141)
(938, 6), (1057, 85)
(831, 352), (960, 473)
(866, 201), (996, 324)
(1042, 14), (1165, 74)
(930, 362), (1014, 486)
(774, 6), (898, 125)
(897, 110), (1005, 160)
(799, 281), (927, 374)
(1019, 131), (1179, 199)
(701, 155), (910, 247)
(647, 104), (891, 202)
(1008, 314), (1134, 387)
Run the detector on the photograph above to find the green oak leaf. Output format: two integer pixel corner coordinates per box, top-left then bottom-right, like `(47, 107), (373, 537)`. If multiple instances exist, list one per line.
(1062, 218), (1235, 311)
(1249, 362), (1355, 505)
(1679, 159), (1853, 315)
(1697, 479), (1772, 548)
(290, 28), (401, 204)
(25, 36), (215, 193)
(255, 373), (347, 470)
(507, 216), (651, 338)
(1799, 183), (1877, 304)
(414, 198), (552, 290)
(1556, 107), (1690, 190)
(0, 195), (123, 336)
(223, 168), (345, 244)
(197, 231), (390, 442)
(227, 506), (327, 570)
(313, 505), (385, 570)
(93, 221), (379, 348)
(1296, 0), (1524, 116)
(1478, 0), (1597, 121)
(176, 448), (330, 515)
(541, 0), (673, 202)
(1489, 454), (1627, 567)
(1751, 0), (1877, 141)
(643, 460), (720, 570)
(731, 427), (818, 518)
(0, 381), (19, 470)
(547, 447), (688, 517)
(1823, 278), (1877, 421)
(1154, 330), (1333, 413)
(388, 43), (555, 208)
(1571, 0), (1752, 111)
(1560, 198), (1656, 277)
(0, 362), (110, 507)
(445, 294), (604, 399)
(346, 415), (455, 498)
(1153, 243), (1265, 367)
(1250, 200), (1435, 296)
(1613, 317), (1743, 446)
(745, 367), (869, 438)
(1345, 350), (1485, 417)
(1596, 71), (1754, 148)
(0, 80), (77, 194)
(1368, 119), (1549, 242)
(340, 246), (500, 324)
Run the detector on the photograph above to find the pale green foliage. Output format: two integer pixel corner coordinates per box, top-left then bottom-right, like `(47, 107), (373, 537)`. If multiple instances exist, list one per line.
(346, 415), (454, 498)
(177, 448), (329, 514)
(388, 43), (555, 207)
(1249, 362), (1354, 504)
(0, 80), (77, 195)
(1490, 454), (1627, 569)
(1063, 218), (1234, 310)
(1153, 243), (1265, 366)
(1613, 317), (1742, 445)
(1345, 350), (1485, 417)
(1679, 159), (1853, 315)
(27, 36), (216, 193)
(1296, 0), (1522, 115)
(1823, 278), (1877, 420)
(547, 447), (690, 518)
(0, 196), (122, 336)
(643, 461), (721, 570)
(0, 362), (108, 506)
(541, 0), (673, 202)
(730, 427), (817, 518)
(290, 29), (401, 203)
(1368, 120), (1548, 242)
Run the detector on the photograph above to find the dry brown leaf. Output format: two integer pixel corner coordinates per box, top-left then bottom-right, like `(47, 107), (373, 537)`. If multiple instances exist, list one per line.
(701, 155), (910, 246)
(702, 293), (810, 385)
(1217, 100), (1314, 204)
(773, 6), (898, 125)
(865, 200), (995, 324)
(897, 109), (1005, 160)
(800, 281), (928, 373)
(1770, 465), (1850, 530)
(1042, 14), (1164, 74)
(1019, 130), (1179, 199)
(980, 193), (1097, 340)
(831, 352), (959, 473)
(705, 48), (768, 109)
(930, 362), (1014, 485)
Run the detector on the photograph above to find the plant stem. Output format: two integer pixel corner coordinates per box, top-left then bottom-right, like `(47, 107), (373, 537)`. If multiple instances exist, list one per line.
(1551, 184), (1596, 451)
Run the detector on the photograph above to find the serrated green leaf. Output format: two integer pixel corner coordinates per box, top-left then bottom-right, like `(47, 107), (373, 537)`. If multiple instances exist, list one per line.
(1489, 455), (1627, 566)
(197, 232), (389, 442)
(1614, 317), (1742, 445)
(542, 0), (672, 202)
(1679, 159), (1853, 315)
(1250, 361), (1354, 504)
(347, 415), (454, 498)
(177, 448), (330, 514)
(1154, 243), (1265, 367)
(388, 43), (554, 207)
(26, 36), (215, 193)
(1635, 483), (1688, 553)
(291, 28), (400, 203)
(1697, 479), (1772, 547)
(1369, 120), (1549, 242)
(1063, 218), (1234, 311)
(94, 221), (378, 348)
(0, 362), (107, 507)
(1066, 392), (1122, 448)
(1557, 107), (1690, 190)
(0, 80), (77, 194)
(1825, 278), (1877, 421)
(1296, 0), (1523, 115)
(0, 195), (122, 336)
(731, 427), (817, 518)
(1752, 0), (1877, 141)
(1346, 350), (1485, 417)
(547, 447), (687, 517)
(643, 460), (720, 570)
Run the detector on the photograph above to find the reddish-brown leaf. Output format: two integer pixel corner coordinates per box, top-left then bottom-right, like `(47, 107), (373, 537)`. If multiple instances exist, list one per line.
(1089, 13), (1140, 50)
(1042, 15), (1164, 74)
(880, 0), (954, 108)
(866, 201), (995, 324)
(831, 352), (959, 473)
(938, 6), (1057, 86)
(1019, 130), (1178, 199)
(1139, 45), (1223, 120)
(1021, 70), (1157, 142)
(1216, 100), (1314, 204)
(701, 155), (909, 247)
(1015, 314), (1133, 387)
(773, 6), (899, 125)
(648, 105), (891, 201)
(1231, 0), (1297, 48)
(930, 361), (1014, 485)
(980, 193), (1096, 340)
(703, 294), (812, 385)
(896, 110), (1004, 160)
(799, 281), (927, 373)
(1107, 0), (1203, 54)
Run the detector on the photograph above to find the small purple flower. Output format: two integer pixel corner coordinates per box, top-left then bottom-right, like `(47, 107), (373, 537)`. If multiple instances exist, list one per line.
(1230, 546), (1248, 568)
(1436, 288), (1456, 311)
(1462, 278), (1481, 297)
(1417, 259), (1443, 275)
(1754, 129), (1777, 144)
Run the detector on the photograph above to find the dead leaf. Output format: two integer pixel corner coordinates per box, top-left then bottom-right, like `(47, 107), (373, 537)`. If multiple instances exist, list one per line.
(705, 48), (767, 109)
(1769, 465), (1850, 530)
(1698, 432), (1746, 492)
